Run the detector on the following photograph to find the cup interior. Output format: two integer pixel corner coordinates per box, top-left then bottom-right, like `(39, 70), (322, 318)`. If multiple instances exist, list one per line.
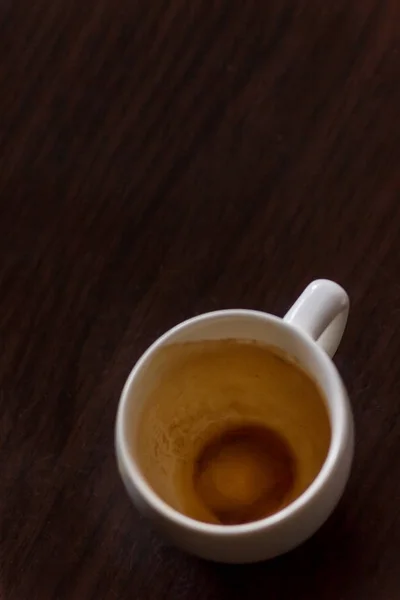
(117, 310), (346, 530)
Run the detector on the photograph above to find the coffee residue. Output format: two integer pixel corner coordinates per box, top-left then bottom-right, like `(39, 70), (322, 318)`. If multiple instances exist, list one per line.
(193, 424), (296, 525)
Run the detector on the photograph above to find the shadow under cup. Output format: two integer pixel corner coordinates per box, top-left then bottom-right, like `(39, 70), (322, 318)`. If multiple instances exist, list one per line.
(125, 315), (332, 527)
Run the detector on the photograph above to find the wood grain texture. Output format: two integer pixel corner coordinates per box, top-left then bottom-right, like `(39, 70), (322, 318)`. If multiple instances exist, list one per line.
(1, 0), (400, 598)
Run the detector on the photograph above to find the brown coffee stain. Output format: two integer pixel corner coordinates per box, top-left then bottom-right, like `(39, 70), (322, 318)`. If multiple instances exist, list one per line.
(132, 339), (331, 525)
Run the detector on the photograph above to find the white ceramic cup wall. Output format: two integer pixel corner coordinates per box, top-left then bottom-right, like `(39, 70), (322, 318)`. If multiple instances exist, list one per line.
(115, 279), (353, 563)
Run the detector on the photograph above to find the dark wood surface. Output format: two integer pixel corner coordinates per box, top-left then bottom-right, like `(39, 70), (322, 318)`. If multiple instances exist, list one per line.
(1, 1), (400, 598)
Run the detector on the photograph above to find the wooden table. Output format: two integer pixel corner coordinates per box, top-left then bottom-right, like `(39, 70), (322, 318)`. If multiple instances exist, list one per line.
(1, 1), (400, 598)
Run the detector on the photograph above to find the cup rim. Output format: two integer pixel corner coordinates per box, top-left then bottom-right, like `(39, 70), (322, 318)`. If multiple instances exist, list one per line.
(115, 309), (349, 536)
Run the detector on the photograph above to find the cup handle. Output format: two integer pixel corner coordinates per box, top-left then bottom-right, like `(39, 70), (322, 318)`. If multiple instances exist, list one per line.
(283, 279), (349, 358)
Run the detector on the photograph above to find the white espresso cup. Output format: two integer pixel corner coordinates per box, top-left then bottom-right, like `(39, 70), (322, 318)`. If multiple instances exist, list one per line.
(115, 279), (353, 563)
